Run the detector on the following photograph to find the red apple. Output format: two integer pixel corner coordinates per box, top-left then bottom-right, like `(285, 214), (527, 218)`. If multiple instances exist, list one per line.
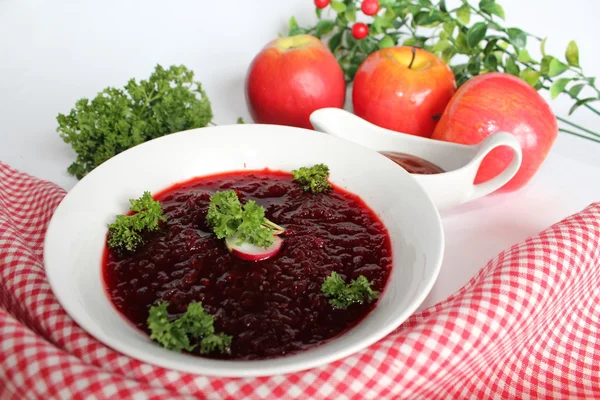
(431, 72), (558, 193)
(245, 34), (346, 130)
(352, 46), (457, 137)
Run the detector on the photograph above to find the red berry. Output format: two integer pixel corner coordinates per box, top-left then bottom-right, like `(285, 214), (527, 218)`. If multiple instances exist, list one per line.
(314, 0), (330, 8)
(351, 23), (369, 40)
(361, 0), (380, 16)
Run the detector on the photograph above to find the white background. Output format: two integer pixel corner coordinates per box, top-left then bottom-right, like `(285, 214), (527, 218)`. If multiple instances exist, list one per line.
(1, 0), (599, 308)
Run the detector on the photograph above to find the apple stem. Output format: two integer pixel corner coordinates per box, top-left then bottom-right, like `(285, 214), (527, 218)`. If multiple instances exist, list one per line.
(408, 47), (417, 69)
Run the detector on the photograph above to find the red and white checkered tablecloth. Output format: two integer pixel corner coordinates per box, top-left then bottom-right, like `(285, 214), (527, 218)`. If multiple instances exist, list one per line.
(1, 160), (599, 399)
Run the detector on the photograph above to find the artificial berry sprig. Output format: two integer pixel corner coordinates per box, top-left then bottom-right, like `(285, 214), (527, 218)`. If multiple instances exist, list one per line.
(287, 0), (600, 144)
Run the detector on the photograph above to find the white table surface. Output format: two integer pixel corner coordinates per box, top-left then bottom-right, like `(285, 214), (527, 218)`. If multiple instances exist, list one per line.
(1, 0), (599, 310)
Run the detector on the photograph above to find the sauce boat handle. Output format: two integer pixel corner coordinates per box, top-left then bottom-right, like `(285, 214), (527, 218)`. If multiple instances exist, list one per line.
(465, 132), (523, 201)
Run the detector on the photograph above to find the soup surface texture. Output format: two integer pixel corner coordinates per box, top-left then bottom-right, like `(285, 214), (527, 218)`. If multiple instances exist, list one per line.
(103, 170), (392, 360)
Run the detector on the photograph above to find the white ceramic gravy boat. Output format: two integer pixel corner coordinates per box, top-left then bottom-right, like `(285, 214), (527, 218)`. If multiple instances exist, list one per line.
(310, 108), (523, 211)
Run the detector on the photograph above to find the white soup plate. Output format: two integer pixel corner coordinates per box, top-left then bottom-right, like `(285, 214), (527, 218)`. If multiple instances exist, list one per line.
(44, 123), (444, 377)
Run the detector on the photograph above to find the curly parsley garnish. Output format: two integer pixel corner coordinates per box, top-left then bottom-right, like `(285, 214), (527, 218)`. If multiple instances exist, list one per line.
(322, 272), (380, 309)
(292, 163), (332, 193)
(206, 190), (284, 248)
(57, 65), (213, 179)
(148, 301), (232, 354)
(107, 191), (166, 252)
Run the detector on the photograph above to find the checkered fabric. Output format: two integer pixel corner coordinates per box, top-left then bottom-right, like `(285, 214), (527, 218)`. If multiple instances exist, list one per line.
(1, 160), (599, 399)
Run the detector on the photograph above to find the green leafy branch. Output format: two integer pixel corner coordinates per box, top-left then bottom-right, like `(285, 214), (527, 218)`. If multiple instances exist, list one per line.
(288, 0), (600, 143)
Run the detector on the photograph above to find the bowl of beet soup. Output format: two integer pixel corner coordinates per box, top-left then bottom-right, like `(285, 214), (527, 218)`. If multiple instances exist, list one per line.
(44, 123), (444, 377)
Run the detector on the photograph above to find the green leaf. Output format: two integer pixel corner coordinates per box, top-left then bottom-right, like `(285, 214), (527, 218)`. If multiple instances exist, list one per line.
(359, 37), (379, 54)
(519, 70), (541, 87)
(569, 97), (597, 115)
(441, 47), (456, 63)
(315, 20), (336, 38)
(328, 31), (343, 53)
(443, 21), (455, 36)
(479, 0), (505, 19)
(289, 16), (299, 33)
(507, 28), (527, 48)
(379, 35), (395, 49)
(403, 37), (417, 46)
(492, 50), (504, 63)
(393, 19), (405, 29)
(550, 78), (571, 99)
(455, 32), (469, 54)
(548, 58), (569, 77)
(517, 49), (531, 63)
(439, 0), (448, 13)
(467, 22), (488, 48)
(432, 40), (452, 52)
(568, 83), (585, 98)
(383, 7), (396, 20)
(316, 7), (322, 18)
(413, 11), (444, 26)
(540, 37), (547, 57)
(505, 57), (520, 75)
(344, 7), (356, 22)
(467, 54), (482, 75)
(345, 29), (357, 48)
(456, 4), (470, 25)
(330, 0), (346, 13)
(540, 55), (554, 75)
(566, 40), (580, 67)
(373, 17), (383, 33)
(452, 64), (470, 86)
(484, 53), (498, 71)
(350, 54), (367, 65)
(483, 39), (498, 56)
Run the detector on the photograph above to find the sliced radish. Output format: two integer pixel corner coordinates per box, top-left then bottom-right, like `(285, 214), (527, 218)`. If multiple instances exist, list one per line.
(225, 235), (283, 261)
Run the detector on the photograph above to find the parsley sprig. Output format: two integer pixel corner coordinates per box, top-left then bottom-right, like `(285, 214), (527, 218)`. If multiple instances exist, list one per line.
(206, 190), (285, 248)
(107, 191), (166, 252)
(292, 163), (332, 193)
(322, 272), (380, 309)
(148, 301), (232, 354)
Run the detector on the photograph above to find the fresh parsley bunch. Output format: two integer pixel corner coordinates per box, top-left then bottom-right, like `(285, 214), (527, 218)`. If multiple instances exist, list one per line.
(57, 64), (213, 179)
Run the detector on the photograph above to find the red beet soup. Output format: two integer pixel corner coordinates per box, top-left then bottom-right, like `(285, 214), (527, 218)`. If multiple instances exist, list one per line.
(103, 170), (393, 360)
